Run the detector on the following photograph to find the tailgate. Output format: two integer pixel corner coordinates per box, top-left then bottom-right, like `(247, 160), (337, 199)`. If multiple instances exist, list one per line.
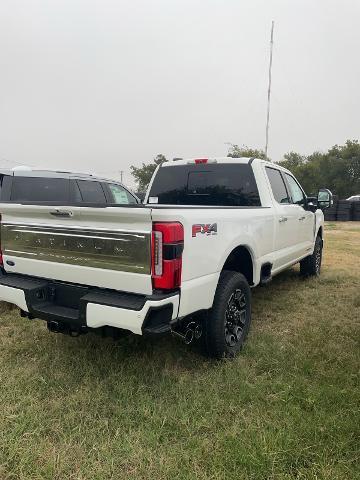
(0, 204), (153, 295)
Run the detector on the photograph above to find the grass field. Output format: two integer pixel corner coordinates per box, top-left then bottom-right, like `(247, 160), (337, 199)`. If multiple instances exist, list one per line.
(0, 222), (359, 480)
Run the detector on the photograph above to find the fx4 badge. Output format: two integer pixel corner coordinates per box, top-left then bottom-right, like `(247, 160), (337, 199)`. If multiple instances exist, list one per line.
(192, 223), (217, 237)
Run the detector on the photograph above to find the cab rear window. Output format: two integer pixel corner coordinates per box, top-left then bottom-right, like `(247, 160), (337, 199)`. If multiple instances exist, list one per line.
(148, 164), (261, 206)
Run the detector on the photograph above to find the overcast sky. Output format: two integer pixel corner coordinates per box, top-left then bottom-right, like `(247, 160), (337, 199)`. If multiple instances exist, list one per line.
(0, 0), (359, 187)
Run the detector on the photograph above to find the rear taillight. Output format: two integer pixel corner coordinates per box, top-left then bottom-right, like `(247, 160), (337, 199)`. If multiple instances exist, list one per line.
(151, 222), (184, 290)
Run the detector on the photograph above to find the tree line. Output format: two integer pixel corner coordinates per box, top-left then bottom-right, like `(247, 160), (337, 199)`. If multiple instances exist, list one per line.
(131, 140), (360, 198)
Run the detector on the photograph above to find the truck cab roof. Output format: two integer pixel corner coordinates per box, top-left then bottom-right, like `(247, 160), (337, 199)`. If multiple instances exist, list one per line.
(163, 157), (291, 174)
(164, 156), (255, 166)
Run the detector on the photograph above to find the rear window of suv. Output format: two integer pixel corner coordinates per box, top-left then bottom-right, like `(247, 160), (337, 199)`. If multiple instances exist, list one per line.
(11, 177), (69, 203)
(148, 163), (261, 206)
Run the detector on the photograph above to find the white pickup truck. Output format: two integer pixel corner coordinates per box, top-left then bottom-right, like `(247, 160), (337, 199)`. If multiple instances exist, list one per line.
(0, 158), (332, 358)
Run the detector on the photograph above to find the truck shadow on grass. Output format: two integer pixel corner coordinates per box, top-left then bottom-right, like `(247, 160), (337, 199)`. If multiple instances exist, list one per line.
(0, 266), (322, 391)
(37, 268), (307, 373)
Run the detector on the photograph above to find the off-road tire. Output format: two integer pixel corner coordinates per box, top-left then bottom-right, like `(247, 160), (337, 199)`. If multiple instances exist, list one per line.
(205, 270), (251, 359)
(300, 235), (322, 277)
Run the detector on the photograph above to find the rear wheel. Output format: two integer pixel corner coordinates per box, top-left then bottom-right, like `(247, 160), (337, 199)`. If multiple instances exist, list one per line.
(300, 235), (322, 277)
(205, 271), (251, 359)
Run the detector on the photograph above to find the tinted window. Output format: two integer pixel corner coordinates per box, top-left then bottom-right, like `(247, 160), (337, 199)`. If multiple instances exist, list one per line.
(11, 177), (69, 202)
(0, 175), (5, 199)
(0, 176), (12, 201)
(77, 180), (106, 203)
(107, 183), (137, 205)
(70, 180), (82, 203)
(284, 173), (306, 205)
(265, 168), (290, 204)
(148, 164), (261, 206)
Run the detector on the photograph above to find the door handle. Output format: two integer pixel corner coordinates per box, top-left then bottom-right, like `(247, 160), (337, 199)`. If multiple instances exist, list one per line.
(279, 217), (288, 223)
(49, 209), (73, 217)
(298, 216), (306, 221)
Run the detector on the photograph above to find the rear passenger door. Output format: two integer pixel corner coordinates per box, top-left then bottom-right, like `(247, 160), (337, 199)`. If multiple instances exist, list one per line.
(265, 167), (303, 269)
(283, 173), (314, 255)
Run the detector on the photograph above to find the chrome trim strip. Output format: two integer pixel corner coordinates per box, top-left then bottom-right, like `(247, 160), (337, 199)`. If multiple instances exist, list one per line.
(11, 229), (135, 242)
(6, 250), (37, 255)
(2, 221), (150, 235)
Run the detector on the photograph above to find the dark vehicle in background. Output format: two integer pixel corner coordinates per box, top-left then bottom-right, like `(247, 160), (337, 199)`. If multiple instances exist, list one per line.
(0, 168), (139, 206)
(324, 195), (360, 221)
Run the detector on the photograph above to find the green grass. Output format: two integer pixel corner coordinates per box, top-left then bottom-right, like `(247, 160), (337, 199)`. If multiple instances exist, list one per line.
(1, 222), (359, 480)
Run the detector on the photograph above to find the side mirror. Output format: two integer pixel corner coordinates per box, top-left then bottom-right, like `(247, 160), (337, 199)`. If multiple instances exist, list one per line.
(317, 188), (333, 210)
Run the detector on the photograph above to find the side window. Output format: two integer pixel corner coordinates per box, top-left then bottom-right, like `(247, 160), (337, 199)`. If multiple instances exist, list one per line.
(107, 183), (137, 205)
(0, 175), (4, 199)
(77, 180), (106, 203)
(265, 167), (290, 204)
(1, 176), (12, 201)
(284, 174), (306, 205)
(10, 177), (69, 203)
(69, 180), (82, 203)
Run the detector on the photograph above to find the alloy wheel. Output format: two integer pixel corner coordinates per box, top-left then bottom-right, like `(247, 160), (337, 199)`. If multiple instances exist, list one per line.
(224, 288), (247, 347)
